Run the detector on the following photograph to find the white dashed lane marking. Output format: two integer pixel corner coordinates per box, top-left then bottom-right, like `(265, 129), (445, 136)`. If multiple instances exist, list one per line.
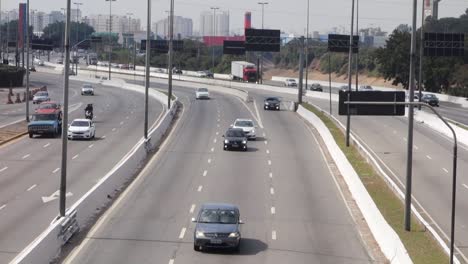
(403, 137), (407, 142)
(271, 207), (276, 214)
(264, 141), (268, 145)
(0, 204), (6, 211)
(52, 168), (60, 173)
(190, 204), (196, 214)
(270, 188), (275, 195)
(463, 184), (468, 190)
(197, 185), (203, 192)
(272, 231), (277, 240)
(208, 159), (211, 164)
(268, 160), (272, 166)
(43, 143), (50, 148)
(27, 184), (37, 191)
(211, 147), (214, 152)
(112, 128), (116, 132)
(266, 149), (270, 154)
(426, 155), (432, 160)
(0, 167), (8, 173)
(414, 145), (419, 150)
(120, 121), (124, 125)
(169, 259), (174, 264)
(89, 144), (94, 148)
(179, 227), (187, 239)
(216, 132), (219, 135)
(263, 132), (266, 137)
(72, 155), (79, 160)
(443, 168), (449, 173)
(22, 154), (30, 159)
(213, 138), (217, 143)
(203, 170), (207, 177)
(269, 172), (273, 178)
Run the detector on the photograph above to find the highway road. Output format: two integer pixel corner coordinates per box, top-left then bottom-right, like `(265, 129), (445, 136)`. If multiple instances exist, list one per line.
(0, 72), (163, 263)
(63, 86), (374, 263)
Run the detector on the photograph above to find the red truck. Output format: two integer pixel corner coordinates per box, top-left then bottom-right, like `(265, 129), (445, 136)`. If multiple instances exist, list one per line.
(231, 61), (257, 83)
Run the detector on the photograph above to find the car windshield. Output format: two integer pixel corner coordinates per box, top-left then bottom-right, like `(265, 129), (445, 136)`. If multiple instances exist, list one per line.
(71, 121), (90, 127)
(198, 209), (238, 224)
(32, 114), (56, 121)
(36, 92), (48, 97)
(235, 120), (253, 127)
(39, 103), (57, 109)
(198, 88), (208, 92)
(226, 130), (245, 137)
(83, 84), (93, 88)
(424, 94), (436, 98)
(266, 97), (279, 101)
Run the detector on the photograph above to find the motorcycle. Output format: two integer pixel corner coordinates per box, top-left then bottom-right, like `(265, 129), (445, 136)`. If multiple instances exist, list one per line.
(85, 110), (93, 120)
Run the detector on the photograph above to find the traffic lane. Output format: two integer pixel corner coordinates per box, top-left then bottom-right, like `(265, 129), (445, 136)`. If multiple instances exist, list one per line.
(309, 97), (468, 259)
(425, 101), (468, 126)
(63, 88), (224, 263)
(0, 83), (163, 262)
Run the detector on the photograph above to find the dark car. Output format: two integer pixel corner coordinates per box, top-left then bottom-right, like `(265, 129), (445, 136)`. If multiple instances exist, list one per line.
(192, 203), (243, 252)
(421, 94), (439, 107)
(222, 128), (247, 151)
(264, 97), (281, 110)
(309, 83), (323, 92)
(203, 70), (214, 78)
(172, 67), (182, 74)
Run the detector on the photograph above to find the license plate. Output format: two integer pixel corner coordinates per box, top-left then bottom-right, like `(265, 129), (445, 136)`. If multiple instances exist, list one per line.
(232, 144), (239, 147)
(210, 239), (222, 244)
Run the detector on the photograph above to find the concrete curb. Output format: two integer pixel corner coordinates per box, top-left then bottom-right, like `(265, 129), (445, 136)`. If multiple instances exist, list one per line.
(10, 79), (177, 264)
(0, 131), (28, 146)
(297, 105), (413, 264)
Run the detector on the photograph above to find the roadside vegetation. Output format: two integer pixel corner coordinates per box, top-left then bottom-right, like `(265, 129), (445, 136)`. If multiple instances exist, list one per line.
(301, 102), (448, 264)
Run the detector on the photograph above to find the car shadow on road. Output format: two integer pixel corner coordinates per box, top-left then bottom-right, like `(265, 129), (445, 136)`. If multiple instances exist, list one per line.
(202, 238), (268, 256)
(251, 137), (266, 142)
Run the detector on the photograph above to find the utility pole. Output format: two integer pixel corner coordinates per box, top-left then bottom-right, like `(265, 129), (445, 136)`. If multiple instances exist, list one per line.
(61, 8), (66, 57)
(345, 0), (355, 147)
(60, 0), (72, 217)
(26, 0), (30, 122)
(168, 0), (175, 109)
(355, 0), (359, 91)
(210, 7), (218, 70)
(298, 36), (304, 105)
(418, 0), (424, 110)
(106, 0), (116, 80)
(144, 0), (150, 139)
(73, 2), (82, 75)
(405, 0), (418, 232)
(258, 2), (268, 84)
(126, 12), (133, 67)
(305, 0), (310, 91)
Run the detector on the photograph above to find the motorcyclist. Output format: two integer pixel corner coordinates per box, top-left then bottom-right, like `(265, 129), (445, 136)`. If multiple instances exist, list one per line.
(85, 103), (93, 119)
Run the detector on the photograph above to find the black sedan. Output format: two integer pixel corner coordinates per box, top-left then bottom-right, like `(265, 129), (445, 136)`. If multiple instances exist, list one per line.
(223, 128), (248, 151)
(309, 83), (323, 92)
(192, 203), (243, 252)
(421, 94), (439, 107)
(264, 97), (281, 110)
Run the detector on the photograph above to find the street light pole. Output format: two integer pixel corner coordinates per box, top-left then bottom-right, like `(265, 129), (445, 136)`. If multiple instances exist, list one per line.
(61, 8), (66, 56)
(305, 0), (310, 91)
(345, 0), (355, 147)
(106, 0), (116, 80)
(26, 0), (30, 122)
(73, 2), (82, 75)
(355, 0), (359, 91)
(60, 0), (72, 217)
(258, 2), (268, 85)
(418, 0), (424, 110)
(144, 0), (150, 139)
(210, 7), (218, 70)
(168, 0), (175, 109)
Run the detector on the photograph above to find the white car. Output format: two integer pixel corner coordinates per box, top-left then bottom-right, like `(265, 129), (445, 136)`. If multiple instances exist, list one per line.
(68, 119), (95, 140)
(284, 78), (297, 87)
(358, 85), (374, 91)
(195, 88), (210, 100)
(32, 91), (50, 104)
(81, 84), (94, 95)
(196, 71), (208, 78)
(231, 118), (256, 140)
(34, 58), (44, 66)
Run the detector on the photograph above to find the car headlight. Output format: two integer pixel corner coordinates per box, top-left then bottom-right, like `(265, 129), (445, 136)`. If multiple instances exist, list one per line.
(196, 231), (205, 238)
(251, 129), (255, 134)
(228, 232), (240, 238)
(242, 140), (247, 144)
(224, 139), (229, 144)
(265, 102), (269, 105)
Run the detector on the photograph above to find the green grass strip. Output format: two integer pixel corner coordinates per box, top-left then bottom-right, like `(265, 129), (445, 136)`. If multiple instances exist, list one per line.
(301, 102), (448, 264)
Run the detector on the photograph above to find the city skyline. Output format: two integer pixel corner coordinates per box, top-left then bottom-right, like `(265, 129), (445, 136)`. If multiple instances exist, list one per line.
(1, 0), (467, 35)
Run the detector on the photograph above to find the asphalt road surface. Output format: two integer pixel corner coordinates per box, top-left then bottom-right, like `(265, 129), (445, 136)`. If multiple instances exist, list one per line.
(0, 72), (163, 263)
(63, 86), (372, 263)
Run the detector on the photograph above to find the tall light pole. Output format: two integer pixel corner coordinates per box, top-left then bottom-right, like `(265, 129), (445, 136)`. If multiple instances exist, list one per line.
(126, 12), (133, 48)
(26, 0), (30, 122)
(73, 2), (82, 46)
(210, 7), (218, 70)
(345, 0), (355, 147)
(106, 0), (116, 80)
(168, 0), (175, 109)
(418, 0), (424, 110)
(355, 0), (359, 91)
(144, 0), (150, 139)
(61, 8), (66, 56)
(258, 2), (268, 84)
(305, 0), (310, 90)
(60, 0), (72, 217)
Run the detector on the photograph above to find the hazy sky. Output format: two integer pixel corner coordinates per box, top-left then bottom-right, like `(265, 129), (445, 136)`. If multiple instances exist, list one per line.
(3, 0), (468, 34)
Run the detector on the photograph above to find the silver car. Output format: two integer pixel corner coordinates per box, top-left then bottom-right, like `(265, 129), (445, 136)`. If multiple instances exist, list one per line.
(192, 203), (243, 252)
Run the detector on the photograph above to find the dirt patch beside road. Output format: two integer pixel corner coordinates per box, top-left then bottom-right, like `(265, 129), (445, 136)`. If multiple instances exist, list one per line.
(0, 121), (28, 146)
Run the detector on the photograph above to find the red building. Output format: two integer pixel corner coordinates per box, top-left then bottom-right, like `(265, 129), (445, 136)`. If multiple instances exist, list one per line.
(203, 36), (245, 47)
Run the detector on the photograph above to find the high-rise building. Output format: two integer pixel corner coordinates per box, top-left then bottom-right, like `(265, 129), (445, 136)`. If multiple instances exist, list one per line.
(85, 14), (140, 34)
(70, 8), (82, 22)
(48, 11), (65, 24)
(30, 11), (47, 33)
(153, 16), (193, 39)
(199, 10), (229, 37)
(244, 12), (251, 30)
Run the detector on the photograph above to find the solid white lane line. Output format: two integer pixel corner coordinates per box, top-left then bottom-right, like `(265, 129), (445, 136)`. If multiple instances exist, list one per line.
(443, 168), (449, 173)
(27, 184), (37, 191)
(0, 204), (6, 211)
(213, 138), (217, 143)
(179, 227), (187, 239)
(271, 207), (276, 214)
(403, 137), (407, 142)
(88, 144), (94, 148)
(197, 185), (203, 192)
(426, 155), (432, 160)
(211, 147), (214, 152)
(270, 188), (275, 195)
(72, 154), (79, 160)
(0, 167), (7, 173)
(22, 154), (30, 159)
(43, 143), (50, 148)
(52, 168), (60, 173)
(190, 204), (196, 214)
(414, 145), (419, 150)
(272, 231), (277, 240)
(208, 159), (211, 164)
(268, 160), (272, 165)
(203, 170), (207, 177)
(169, 259), (174, 264)
(266, 149), (270, 154)
(269, 172), (273, 178)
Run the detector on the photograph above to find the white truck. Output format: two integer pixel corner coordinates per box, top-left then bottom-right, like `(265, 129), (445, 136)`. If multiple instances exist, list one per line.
(231, 61), (258, 83)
